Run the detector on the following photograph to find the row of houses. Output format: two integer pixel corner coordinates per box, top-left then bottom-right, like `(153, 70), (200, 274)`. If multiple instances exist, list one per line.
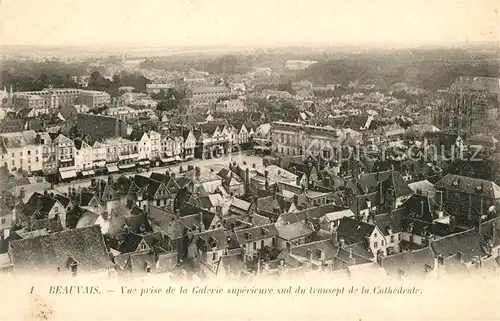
(0, 121), (255, 180)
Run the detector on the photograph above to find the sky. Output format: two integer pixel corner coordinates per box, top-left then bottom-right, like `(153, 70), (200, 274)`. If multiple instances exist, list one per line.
(1, 0), (499, 47)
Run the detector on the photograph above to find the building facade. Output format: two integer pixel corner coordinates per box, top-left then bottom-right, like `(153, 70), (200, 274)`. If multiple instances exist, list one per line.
(433, 76), (500, 134)
(271, 121), (362, 159)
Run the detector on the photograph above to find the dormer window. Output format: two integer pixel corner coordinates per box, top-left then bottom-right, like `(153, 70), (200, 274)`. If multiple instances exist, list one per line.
(139, 241), (148, 251)
(452, 180), (459, 187)
(67, 257), (79, 277)
(145, 264), (152, 274)
(209, 236), (218, 248)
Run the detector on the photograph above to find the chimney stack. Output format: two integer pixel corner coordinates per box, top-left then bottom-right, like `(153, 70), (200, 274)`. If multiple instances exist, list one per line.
(306, 248), (313, 261)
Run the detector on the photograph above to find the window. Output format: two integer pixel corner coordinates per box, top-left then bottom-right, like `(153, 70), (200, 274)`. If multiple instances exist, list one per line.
(1, 218), (5, 224)
(19, 152), (23, 157)
(398, 234), (401, 240)
(374, 242), (378, 248)
(381, 240), (385, 246)
(54, 207), (58, 213)
(390, 235), (395, 243)
(253, 242), (256, 250)
(156, 200), (161, 206)
(35, 157), (39, 162)
(374, 233), (377, 237)
(28, 150), (31, 156)
(146, 265), (152, 274)
(212, 252), (218, 261)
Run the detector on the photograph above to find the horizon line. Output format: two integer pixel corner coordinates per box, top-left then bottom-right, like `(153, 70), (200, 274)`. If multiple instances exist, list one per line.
(2, 40), (499, 49)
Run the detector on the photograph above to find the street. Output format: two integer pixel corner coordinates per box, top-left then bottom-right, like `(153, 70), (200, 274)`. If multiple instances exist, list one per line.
(52, 152), (264, 193)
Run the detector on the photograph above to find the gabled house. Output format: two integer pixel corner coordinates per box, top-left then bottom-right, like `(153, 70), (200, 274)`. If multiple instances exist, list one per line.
(347, 170), (413, 218)
(217, 168), (245, 196)
(148, 206), (185, 259)
(193, 228), (229, 270)
(128, 175), (172, 212)
(129, 131), (151, 161)
(233, 224), (280, 261)
(248, 192), (297, 221)
(14, 192), (67, 228)
(114, 251), (157, 280)
(182, 129), (196, 160)
(336, 217), (386, 259)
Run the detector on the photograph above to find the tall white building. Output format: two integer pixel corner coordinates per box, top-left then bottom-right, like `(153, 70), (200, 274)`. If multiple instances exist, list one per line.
(0, 130), (43, 174)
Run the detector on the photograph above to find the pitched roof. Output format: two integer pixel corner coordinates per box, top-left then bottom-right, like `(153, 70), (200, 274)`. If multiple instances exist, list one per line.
(380, 247), (435, 278)
(291, 239), (339, 261)
(234, 224), (279, 244)
(195, 228), (229, 251)
(430, 229), (488, 262)
(149, 206), (183, 240)
(118, 233), (146, 253)
(435, 174), (500, 199)
(337, 217), (376, 243)
(373, 209), (404, 236)
(276, 222), (315, 241)
(408, 180), (436, 198)
(9, 225), (112, 275)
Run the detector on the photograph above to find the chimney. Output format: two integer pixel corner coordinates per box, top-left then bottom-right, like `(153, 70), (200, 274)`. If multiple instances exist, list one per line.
(19, 187), (26, 200)
(316, 248), (325, 260)
(420, 200), (425, 217)
(339, 237), (345, 248)
(306, 248), (313, 260)
(108, 175), (114, 186)
(199, 212), (205, 232)
(436, 190), (443, 209)
(264, 170), (269, 179)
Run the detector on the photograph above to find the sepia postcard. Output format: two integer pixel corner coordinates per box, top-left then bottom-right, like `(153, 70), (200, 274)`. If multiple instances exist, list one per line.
(0, 0), (499, 320)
